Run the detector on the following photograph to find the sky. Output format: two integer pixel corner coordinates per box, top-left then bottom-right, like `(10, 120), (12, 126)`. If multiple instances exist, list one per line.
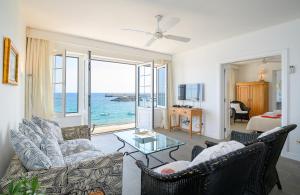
(57, 57), (135, 93)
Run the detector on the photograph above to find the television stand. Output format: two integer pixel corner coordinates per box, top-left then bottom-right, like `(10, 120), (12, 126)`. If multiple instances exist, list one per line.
(169, 107), (203, 138)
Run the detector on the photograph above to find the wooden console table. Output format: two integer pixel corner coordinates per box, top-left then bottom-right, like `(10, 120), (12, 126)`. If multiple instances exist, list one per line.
(169, 107), (203, 138)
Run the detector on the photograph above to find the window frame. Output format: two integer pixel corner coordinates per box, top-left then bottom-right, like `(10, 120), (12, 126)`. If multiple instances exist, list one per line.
(52, 51), (80, 117)
(156, 65), (167, 108)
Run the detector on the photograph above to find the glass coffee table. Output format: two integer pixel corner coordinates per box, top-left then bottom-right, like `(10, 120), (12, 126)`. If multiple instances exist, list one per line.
(114, 129), (185, 168)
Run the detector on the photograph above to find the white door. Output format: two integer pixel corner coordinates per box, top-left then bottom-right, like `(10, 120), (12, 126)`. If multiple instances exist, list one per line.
(224, 67), (232, 138)
(136, 62), (154, 129)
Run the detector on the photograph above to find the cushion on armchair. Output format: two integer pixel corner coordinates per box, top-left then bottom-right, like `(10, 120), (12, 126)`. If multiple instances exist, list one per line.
(230, 103), (248, 114)
(63, 150), (104, 165)
(189, 140), (245, 167)
(19, 123), (43, 148)
(258, 127), (282, 138)
(10, 129), (52, 170)
(154, 161), (190, 174)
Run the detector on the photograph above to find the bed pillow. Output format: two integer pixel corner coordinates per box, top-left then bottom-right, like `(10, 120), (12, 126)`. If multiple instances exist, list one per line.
(40, 136), (65, 167)
(258, 127), (282, 139)
(10, 129), (52, 170)
(188, 141), (245, 167)
(32, 116), (64, 144)
(154, 161), (190, 175)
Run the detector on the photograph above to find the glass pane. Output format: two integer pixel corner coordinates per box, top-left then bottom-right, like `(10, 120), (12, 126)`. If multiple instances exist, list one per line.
(65, 57), (79, 113)
(54, 55), (63, 69)
(144, 66), (151, 76)
(54, 68), (63, 83)
(54, 84), (63, 113)
(157, 67), (166, 106)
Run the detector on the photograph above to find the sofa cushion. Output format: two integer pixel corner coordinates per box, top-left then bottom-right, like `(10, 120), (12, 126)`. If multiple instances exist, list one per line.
(32, 116), (64, 144)
(189, 141), (245, 167)
(10, 129), (52, 170)
(40, 136), (65, 167)
(63, 150), (104, 165)
(22, 119), (44, 136)
(154, 161), (190, 175)
(60, 139), (97, 156)
(19, 123), (43, 148)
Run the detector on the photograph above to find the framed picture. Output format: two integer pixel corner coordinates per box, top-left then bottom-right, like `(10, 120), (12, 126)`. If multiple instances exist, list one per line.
(3, 37), (19, 85)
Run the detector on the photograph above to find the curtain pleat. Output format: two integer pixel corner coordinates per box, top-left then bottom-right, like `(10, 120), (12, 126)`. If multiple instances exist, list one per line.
(25, 38), (54, 119)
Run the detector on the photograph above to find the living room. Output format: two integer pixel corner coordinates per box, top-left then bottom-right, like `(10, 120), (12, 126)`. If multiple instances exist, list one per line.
(1, 0), (300, 195)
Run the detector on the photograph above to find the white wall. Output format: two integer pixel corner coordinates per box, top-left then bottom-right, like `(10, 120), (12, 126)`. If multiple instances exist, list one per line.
(0, 0), (26, 177)
(173, 19), (300, 161)
(236, 62), (281, 110)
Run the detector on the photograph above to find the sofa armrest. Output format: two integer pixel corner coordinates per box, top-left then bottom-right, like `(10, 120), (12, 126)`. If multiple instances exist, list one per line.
(66, 152), (123, 195)
(1, 156), (68, 194)
(61, 125), (91, 140)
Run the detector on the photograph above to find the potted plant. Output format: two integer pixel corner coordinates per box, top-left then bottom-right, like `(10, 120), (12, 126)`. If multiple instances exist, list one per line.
(1, 177), (43, 195)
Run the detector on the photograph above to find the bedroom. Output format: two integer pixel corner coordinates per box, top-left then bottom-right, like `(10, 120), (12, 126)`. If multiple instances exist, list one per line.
(224, 55), (282, 135)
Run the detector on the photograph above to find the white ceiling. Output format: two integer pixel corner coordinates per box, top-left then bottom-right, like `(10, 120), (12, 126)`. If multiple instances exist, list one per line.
(22, 0), (300, 54)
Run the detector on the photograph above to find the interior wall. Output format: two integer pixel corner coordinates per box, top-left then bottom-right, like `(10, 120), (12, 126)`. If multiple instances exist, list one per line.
(235, 61), (281, 111)
(172, 18), (300, 161)
(0, 0), (26, 177)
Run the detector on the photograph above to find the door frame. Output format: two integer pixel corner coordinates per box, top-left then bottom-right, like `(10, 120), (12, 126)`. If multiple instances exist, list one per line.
(219, 49), (293, 159)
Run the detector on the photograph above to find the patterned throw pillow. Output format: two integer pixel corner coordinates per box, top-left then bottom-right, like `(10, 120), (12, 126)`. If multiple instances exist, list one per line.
(22, 119), (44, 136)
(32, 116), (64, 144)
(19, 123), (43, 148)
(40, 136), (65, 167)
(10, 129), (52, 170)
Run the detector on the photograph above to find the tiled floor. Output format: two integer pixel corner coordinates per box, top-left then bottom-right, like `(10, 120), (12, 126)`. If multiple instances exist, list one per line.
(92, 129), (300, 195)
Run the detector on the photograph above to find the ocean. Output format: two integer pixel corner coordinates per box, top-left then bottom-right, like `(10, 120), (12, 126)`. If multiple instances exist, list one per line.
(54, 93), (135, 126)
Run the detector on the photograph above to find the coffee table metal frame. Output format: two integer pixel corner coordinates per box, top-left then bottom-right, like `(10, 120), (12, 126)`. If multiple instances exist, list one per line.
(115, 135), (184, 169)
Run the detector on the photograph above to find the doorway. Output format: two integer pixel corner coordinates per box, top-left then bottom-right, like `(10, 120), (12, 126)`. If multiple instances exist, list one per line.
(223, 55), (283, 138)
(90, 59), (136, 134)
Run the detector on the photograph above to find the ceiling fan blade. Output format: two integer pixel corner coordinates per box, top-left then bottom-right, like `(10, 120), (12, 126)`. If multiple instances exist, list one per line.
(145, 37), (156, 47)
(160, 17), (180, 33)
(122, 28), (153, 36)
(164, 35), (191, 42)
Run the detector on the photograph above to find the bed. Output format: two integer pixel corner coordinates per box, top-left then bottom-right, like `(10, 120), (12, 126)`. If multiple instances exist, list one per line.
(246, 113), (282, 132)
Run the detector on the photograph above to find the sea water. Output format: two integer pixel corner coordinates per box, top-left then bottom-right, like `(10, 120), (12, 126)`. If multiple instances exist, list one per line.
(55, 93), (135, 125)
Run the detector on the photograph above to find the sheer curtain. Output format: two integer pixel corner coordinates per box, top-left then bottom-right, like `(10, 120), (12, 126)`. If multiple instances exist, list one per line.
(155, 59), (173, 129)
(25, 37), (54, 119)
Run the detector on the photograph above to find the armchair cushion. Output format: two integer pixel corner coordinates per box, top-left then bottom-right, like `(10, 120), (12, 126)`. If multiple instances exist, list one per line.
(40, 136), (65, 167)
(59, 139), (96, 156)
(231, 103), (248, 113)
(189, 141), (244, 167)
(32, 116), (64, 144)
(10, 129), (52, 170)
(154, 161), (190, 174)
(258, 127), (282, 138)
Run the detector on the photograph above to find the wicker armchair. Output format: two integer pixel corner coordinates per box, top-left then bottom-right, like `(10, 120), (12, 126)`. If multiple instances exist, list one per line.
(205, 124), (297, 195)
(136, 142), (265, 195)
(230, 100), (251, 122)
(1, 126), (123, 195)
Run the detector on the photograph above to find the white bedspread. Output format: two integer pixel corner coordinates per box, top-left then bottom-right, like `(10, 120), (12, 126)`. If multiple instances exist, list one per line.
(246, 115), (281, 132)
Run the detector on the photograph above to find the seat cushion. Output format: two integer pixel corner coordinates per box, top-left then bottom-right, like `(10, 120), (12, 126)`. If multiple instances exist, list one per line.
(154, 161), (190, 174)
(10, 129), (52, 170)
(59, 139), (97, 156)
(258, 127), (282, 138)
(32, 116), (64, 144)
(231, 103), (248, 114)
(40, 136), (65, 167)
(189, 140), (245, 167)
(63, 150), (104, 165)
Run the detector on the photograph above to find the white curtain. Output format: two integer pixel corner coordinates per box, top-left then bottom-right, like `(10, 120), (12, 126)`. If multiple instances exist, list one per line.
(155, 59), (173, 129)
(25, 37), (54, 119)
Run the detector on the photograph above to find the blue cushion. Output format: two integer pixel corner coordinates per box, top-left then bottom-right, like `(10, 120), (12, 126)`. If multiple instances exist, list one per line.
(40, 136), (65, 167)
(19, 123), (42, 148)
(10, 129), (52, 170)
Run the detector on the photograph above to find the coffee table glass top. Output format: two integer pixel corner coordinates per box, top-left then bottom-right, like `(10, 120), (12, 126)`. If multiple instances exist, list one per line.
(114, 129), (185, 155)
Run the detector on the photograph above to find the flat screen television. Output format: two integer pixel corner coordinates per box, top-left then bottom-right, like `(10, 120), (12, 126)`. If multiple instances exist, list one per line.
(178, 83), (204, 101)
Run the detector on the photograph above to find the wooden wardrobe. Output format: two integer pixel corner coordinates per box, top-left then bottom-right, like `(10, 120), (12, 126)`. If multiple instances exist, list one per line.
(236, 81), (269, 117)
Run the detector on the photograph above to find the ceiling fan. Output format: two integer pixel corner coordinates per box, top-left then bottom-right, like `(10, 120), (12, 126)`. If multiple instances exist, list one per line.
(122, 15), (191, 47)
